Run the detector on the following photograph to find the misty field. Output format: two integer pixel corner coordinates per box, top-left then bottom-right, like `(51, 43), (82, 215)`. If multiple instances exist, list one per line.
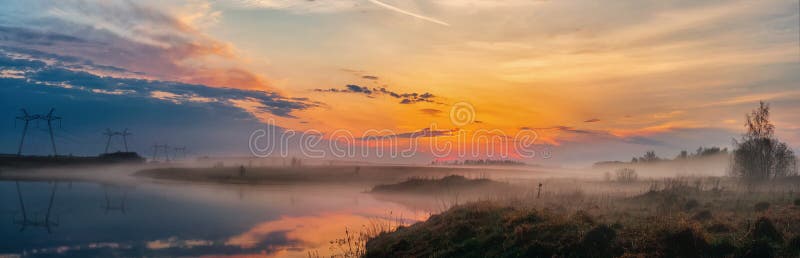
(359, 175), (800, 258)
(116, 149), (800, 257)
(2, 161), (800, 257)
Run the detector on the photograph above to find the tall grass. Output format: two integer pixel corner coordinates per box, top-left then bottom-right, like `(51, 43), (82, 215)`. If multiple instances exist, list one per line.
(310, 211), (409, 258)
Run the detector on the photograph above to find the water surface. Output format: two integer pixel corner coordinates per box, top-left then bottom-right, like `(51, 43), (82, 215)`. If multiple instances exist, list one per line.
(0, 176), (429, 257)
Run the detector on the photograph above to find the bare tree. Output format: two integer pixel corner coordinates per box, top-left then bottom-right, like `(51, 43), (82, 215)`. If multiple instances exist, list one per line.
(615, 168), (638, 183)
(731, 102), (797, 182)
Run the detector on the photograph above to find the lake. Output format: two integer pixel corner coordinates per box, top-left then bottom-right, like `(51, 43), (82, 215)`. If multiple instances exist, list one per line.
(0, 175), (430, 257)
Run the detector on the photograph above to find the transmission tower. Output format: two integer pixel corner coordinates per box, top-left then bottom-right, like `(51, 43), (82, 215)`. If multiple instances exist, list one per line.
(151, 144), (170, 162)
(42, 109), (61, 156)
(173, 146), (188, 160)
(15, 108), (61, 156)
(14, 181), (60, 233)
(15, 109), (36, 156)
(103, 128), (133, 153)
(103, 129), (121, 154)
(102, 186), (127, 214)
(120, 129), (132, 152)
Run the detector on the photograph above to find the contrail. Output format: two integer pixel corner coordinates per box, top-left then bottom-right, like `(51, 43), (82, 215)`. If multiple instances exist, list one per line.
(367, 0), (450, 26)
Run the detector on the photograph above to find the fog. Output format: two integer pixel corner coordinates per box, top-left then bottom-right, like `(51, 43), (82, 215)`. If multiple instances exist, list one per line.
(1, 152), (793, 257)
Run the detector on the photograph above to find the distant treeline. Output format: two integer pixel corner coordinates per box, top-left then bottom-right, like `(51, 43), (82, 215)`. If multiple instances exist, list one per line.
(593, 101), (797, 182)
(633, 147), (728, 164)
(434, 159), (527, 166)
(593, 147), (729, 168)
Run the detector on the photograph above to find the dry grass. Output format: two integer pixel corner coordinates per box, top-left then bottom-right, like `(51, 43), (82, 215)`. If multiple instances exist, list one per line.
(362, 176), (800, 257)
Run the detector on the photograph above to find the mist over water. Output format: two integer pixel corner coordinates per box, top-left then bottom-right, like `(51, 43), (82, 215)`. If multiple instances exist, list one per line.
(0, 168), (433, 257)
(0, 151), (781, 257)
(0, 161), (572, 257)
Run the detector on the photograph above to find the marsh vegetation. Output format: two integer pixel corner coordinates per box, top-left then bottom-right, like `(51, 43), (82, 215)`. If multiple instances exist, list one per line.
(363, 177), (800, 258)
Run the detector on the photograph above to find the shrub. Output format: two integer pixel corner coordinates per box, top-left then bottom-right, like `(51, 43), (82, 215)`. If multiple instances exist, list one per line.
(661, 228), (710, 257)
(706, 223), (732, 233)
(691, 210), (712, 221)
(737, 240), (774, 258)
(749, 217), (783, 244)
(787, 235), (800, 255)
(754, 202), (770, 212)
(571, 210), (595, 225)
(709, 238), (736, 257)
(684, 199), (700, 211)
(580, 225), (616, 257)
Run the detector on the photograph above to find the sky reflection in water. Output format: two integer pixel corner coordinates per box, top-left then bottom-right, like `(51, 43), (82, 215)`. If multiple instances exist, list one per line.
(0, 180), (429, 257)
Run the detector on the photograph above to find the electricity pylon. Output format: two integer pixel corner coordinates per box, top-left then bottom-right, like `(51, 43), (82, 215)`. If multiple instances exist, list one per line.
(15, 109), (36, 156)
(104, 129), (133, 153)
(173, 146), (188, 160)
(120, 129), (131, 152)
(15, 108), (61, 156)
(151, 144), (170, 162)
(42, 109), (61, 156)
(102, 186), (127, 215)
(14, 181), (60, 233)
(103, 129), (121, 154)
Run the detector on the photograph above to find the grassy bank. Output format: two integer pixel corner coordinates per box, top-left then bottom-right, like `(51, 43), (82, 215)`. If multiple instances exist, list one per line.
(365, 178), (800, 258)
(370, 175), (513, 194)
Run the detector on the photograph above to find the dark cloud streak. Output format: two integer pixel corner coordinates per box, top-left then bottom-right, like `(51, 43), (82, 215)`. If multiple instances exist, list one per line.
(521, 125), (668, 146)
(357, 128), (458, 140)
(0, 53), (314, 118)
(315, 84), (437, 104)
(419, 108), (442, 116)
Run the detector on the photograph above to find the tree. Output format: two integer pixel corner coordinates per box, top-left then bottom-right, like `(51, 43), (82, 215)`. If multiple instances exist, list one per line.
(731, 102), (797, 181)
(676, 150), (689, 160)
(693, 147), (727, 157)
(615, 168), (638, 183)
(631, 151), (660, 163)
(642, 151), (660, 162)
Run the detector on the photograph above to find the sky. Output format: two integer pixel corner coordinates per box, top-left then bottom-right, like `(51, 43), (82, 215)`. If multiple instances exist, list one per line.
(0, 0), (798, 166)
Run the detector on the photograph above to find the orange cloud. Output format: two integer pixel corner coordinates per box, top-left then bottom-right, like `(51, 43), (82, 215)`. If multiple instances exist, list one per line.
(180, 67), (271, 90)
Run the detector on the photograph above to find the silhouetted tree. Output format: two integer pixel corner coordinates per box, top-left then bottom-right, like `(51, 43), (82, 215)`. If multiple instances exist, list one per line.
(642, 151), (660, 162)
(631, 151), (660, 163)
(693, 147), (727, 157)
(615, 168), (638, 183)
(731, 102), (797, 182)
(676, 150), (689, 160)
